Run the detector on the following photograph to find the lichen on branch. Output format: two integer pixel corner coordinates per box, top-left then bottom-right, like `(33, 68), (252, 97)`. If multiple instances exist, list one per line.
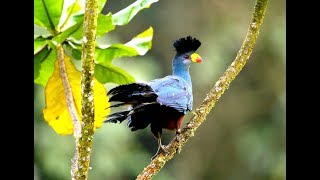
(136, 0), (269, 179)
(71, 0), (99, 179)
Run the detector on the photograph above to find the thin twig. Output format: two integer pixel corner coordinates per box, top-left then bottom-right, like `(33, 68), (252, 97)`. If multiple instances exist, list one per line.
(136, 0), (269, 179)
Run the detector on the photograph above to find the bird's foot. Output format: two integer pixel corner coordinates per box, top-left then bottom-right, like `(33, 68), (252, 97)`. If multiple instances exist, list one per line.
(175, 129), (183, 153)
(175, 129), (182, 142)
(151, 145), (169, 160)
(160, 145), (169, 154)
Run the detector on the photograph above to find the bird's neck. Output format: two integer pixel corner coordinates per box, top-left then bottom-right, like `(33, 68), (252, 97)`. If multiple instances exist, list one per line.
(172, 58), (192, 87)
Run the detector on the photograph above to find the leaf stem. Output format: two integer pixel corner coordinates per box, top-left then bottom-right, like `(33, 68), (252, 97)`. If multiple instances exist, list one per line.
(136, 0), (269, 179)
(56, 44), (81, 138)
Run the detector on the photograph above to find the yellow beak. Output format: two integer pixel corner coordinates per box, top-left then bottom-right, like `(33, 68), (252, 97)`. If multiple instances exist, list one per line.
(191, 53), (203, 63)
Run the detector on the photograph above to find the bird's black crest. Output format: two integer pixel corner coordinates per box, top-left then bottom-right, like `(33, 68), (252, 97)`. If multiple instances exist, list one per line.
(173, 36), (201, 54)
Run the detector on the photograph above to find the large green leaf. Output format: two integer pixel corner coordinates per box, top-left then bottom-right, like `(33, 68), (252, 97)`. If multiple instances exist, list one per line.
(34, 38), (48, 55)
(58, 0), (85, 31)
(95, 26), (153, 65)
(34, 47), (57, 86)
(95, 64), (135, 84)
(34, 0), (64, 31)
(112, 0), (158, 26)
(69, 13), (114, 43)
(95, 45), (137, 66)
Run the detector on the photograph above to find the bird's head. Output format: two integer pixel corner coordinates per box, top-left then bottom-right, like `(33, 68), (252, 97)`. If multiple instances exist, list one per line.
(173, 36), (203, 65)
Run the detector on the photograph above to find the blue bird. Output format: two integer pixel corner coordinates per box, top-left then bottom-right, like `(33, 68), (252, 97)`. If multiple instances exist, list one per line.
(105, 36), (203, 159)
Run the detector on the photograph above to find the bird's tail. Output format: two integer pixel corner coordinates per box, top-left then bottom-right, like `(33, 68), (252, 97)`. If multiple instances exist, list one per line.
(104, 83), (158, 126)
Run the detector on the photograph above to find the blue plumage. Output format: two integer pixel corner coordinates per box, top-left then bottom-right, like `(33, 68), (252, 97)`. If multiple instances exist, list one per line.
(149, 75), (193, 114)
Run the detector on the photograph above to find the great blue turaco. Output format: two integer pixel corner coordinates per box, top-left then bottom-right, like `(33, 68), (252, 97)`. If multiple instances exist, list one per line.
(105, 36), (203, 159)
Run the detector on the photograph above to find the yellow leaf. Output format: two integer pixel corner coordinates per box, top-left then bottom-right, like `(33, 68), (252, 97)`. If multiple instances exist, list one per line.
(43, 55), (110, 135)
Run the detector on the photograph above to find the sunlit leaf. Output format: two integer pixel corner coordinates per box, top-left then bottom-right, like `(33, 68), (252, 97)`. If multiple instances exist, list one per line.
(58, 0), (85, 31)
(43, 55), (110, 135)
(34, 24), (52, 39)
(34, 0), (64, 31)
(52, 21), (83, 45)
(95, 26), (153, 65)
(34, 37), (48, 54)
(34, 47), (56, 86)
(125, 26), (153, 55)
(97, 13), (115, 36)
(95, 45), (137, 66)
(112, 0), (158, 26)
(95, 64), (135, 84)
(69, 13), (114, 43)
(58, 0), (107, 31)
(98, 0), (107, 13)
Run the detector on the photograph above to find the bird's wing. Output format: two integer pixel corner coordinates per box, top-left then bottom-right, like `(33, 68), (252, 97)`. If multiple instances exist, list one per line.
(148, 76), (193, 114)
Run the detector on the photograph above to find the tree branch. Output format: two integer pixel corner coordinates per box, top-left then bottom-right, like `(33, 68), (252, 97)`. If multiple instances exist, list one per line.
(71, 0), (99, 179)
(136, 0), (269, 179)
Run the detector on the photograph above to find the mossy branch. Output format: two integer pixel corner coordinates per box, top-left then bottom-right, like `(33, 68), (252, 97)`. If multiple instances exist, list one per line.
(71, 0), (99, 179)
(136, 0), (269, 179)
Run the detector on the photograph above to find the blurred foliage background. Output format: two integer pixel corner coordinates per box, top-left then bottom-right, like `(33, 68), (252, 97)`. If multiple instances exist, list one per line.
(34, 0), (286, 179)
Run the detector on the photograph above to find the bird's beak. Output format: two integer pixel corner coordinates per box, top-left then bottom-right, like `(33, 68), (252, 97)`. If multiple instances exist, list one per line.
(191, 53), (203, 63)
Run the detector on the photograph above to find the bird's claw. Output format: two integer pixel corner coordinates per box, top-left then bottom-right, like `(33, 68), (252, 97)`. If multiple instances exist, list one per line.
(175, 134), (181, 142)
(175, 128), (182, 142)
(160, 145), (169, 154)
(151, 145), (169, 160)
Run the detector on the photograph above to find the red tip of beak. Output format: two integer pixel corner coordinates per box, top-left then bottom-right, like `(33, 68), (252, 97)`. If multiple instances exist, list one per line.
(196, 58), (203, 63)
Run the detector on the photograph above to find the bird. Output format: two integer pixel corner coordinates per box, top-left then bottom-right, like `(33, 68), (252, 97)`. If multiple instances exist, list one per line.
(105, 36), (203, 159)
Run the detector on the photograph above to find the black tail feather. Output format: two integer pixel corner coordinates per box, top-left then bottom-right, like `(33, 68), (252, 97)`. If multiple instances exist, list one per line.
(107, 83), (154, 96)
(104, 110), (131, 124)
(107, 83), (157, 104)
(105, 103), (127, 109)
(105, 83), (159, 130)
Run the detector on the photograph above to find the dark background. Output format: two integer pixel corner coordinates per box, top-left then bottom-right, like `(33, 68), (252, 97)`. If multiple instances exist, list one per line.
(34, 0), (286, 179)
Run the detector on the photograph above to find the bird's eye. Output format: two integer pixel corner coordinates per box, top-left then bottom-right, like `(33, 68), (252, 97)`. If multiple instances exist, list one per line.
(184, 55), (190, 59)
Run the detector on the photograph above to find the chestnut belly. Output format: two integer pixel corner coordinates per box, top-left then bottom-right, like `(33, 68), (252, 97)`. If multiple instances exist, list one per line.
(158, 106), (185, 131)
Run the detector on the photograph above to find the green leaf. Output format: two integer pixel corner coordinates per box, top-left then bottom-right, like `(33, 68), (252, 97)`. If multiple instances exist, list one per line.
(125, 26), (153, 55)
(34, 24), (52, 39)
(97, 13), (115, 36)
(64, 43), (82, 60)
(95, 64), (135, 84)
(98, 0), (107, 13)
(58, 0), (106, 31)
(34, 0), (64, 31)
(95, 27), (153, 65)
(95, 45), (137, 66)
(58, 0), (85, 31)
(34, 46), (50, 79)
(72, 49), (82, 60)
(34, 38), (48, 55)
(69, 13), (114, 43)
(52, 21), (82, 45)
(112, 0), (158, 26)
(34, 47), (57, 86)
